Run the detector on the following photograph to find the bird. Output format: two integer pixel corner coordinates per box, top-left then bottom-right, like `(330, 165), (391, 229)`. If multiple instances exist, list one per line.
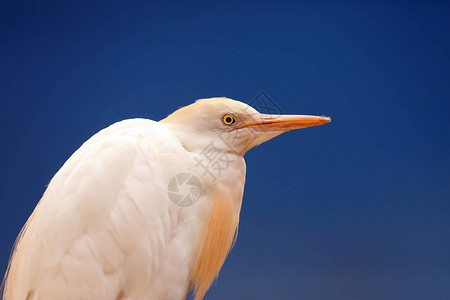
(1, 97), (330, 300)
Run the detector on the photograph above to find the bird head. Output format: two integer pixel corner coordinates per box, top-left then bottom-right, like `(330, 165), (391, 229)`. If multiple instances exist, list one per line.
(161, 97), (330, 155)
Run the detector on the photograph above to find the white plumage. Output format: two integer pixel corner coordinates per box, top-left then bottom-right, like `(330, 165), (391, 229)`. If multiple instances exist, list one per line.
(2, 97), (330, 300)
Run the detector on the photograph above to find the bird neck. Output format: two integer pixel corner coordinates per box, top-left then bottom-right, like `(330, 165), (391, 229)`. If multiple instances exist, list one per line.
(189, 188), (240, 300)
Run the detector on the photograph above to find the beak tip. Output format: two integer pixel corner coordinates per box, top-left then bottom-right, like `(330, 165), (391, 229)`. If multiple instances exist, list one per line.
(320, 116), (331, 124)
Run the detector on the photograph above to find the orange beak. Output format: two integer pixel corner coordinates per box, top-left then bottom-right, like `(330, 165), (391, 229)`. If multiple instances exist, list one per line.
(240, 114), (331, 132)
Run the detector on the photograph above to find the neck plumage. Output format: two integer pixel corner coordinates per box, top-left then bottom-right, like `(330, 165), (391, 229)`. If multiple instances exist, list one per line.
(189, 191), (240, 300)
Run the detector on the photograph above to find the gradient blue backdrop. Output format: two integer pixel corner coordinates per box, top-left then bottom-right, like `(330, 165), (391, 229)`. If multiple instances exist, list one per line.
(1, 1), (449, 299)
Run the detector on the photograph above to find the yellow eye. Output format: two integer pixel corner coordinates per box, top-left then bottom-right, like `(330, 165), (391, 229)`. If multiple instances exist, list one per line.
(222, 114), (236, 125)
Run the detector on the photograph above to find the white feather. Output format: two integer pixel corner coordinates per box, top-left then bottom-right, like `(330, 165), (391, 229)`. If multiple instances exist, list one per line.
(4, 119), (211, 300)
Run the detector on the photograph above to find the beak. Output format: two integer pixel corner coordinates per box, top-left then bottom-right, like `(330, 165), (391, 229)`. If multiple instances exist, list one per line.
(240, 114), (331, 132)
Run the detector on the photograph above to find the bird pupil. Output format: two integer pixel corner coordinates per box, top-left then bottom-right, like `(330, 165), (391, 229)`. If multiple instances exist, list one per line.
(226, 117), (232, 123)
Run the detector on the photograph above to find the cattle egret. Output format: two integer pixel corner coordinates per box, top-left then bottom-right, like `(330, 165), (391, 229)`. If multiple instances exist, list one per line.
(2, 97), (330, 300)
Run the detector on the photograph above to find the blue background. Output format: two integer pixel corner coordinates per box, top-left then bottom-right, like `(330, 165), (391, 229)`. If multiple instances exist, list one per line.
(1, 1), (449, 299)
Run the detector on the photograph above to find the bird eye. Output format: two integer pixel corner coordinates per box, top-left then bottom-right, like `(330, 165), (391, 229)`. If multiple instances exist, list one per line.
(222, 114), (236, 125)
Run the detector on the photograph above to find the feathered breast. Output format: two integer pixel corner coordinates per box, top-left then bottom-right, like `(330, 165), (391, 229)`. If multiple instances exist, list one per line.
(188, 192), (239, 300)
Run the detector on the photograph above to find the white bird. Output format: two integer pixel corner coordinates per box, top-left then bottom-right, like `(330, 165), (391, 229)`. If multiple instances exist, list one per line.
(1, 97), (330, 300)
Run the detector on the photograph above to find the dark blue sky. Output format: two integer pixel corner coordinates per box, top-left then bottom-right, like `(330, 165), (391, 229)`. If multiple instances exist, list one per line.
(1, 1), (449, 299)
